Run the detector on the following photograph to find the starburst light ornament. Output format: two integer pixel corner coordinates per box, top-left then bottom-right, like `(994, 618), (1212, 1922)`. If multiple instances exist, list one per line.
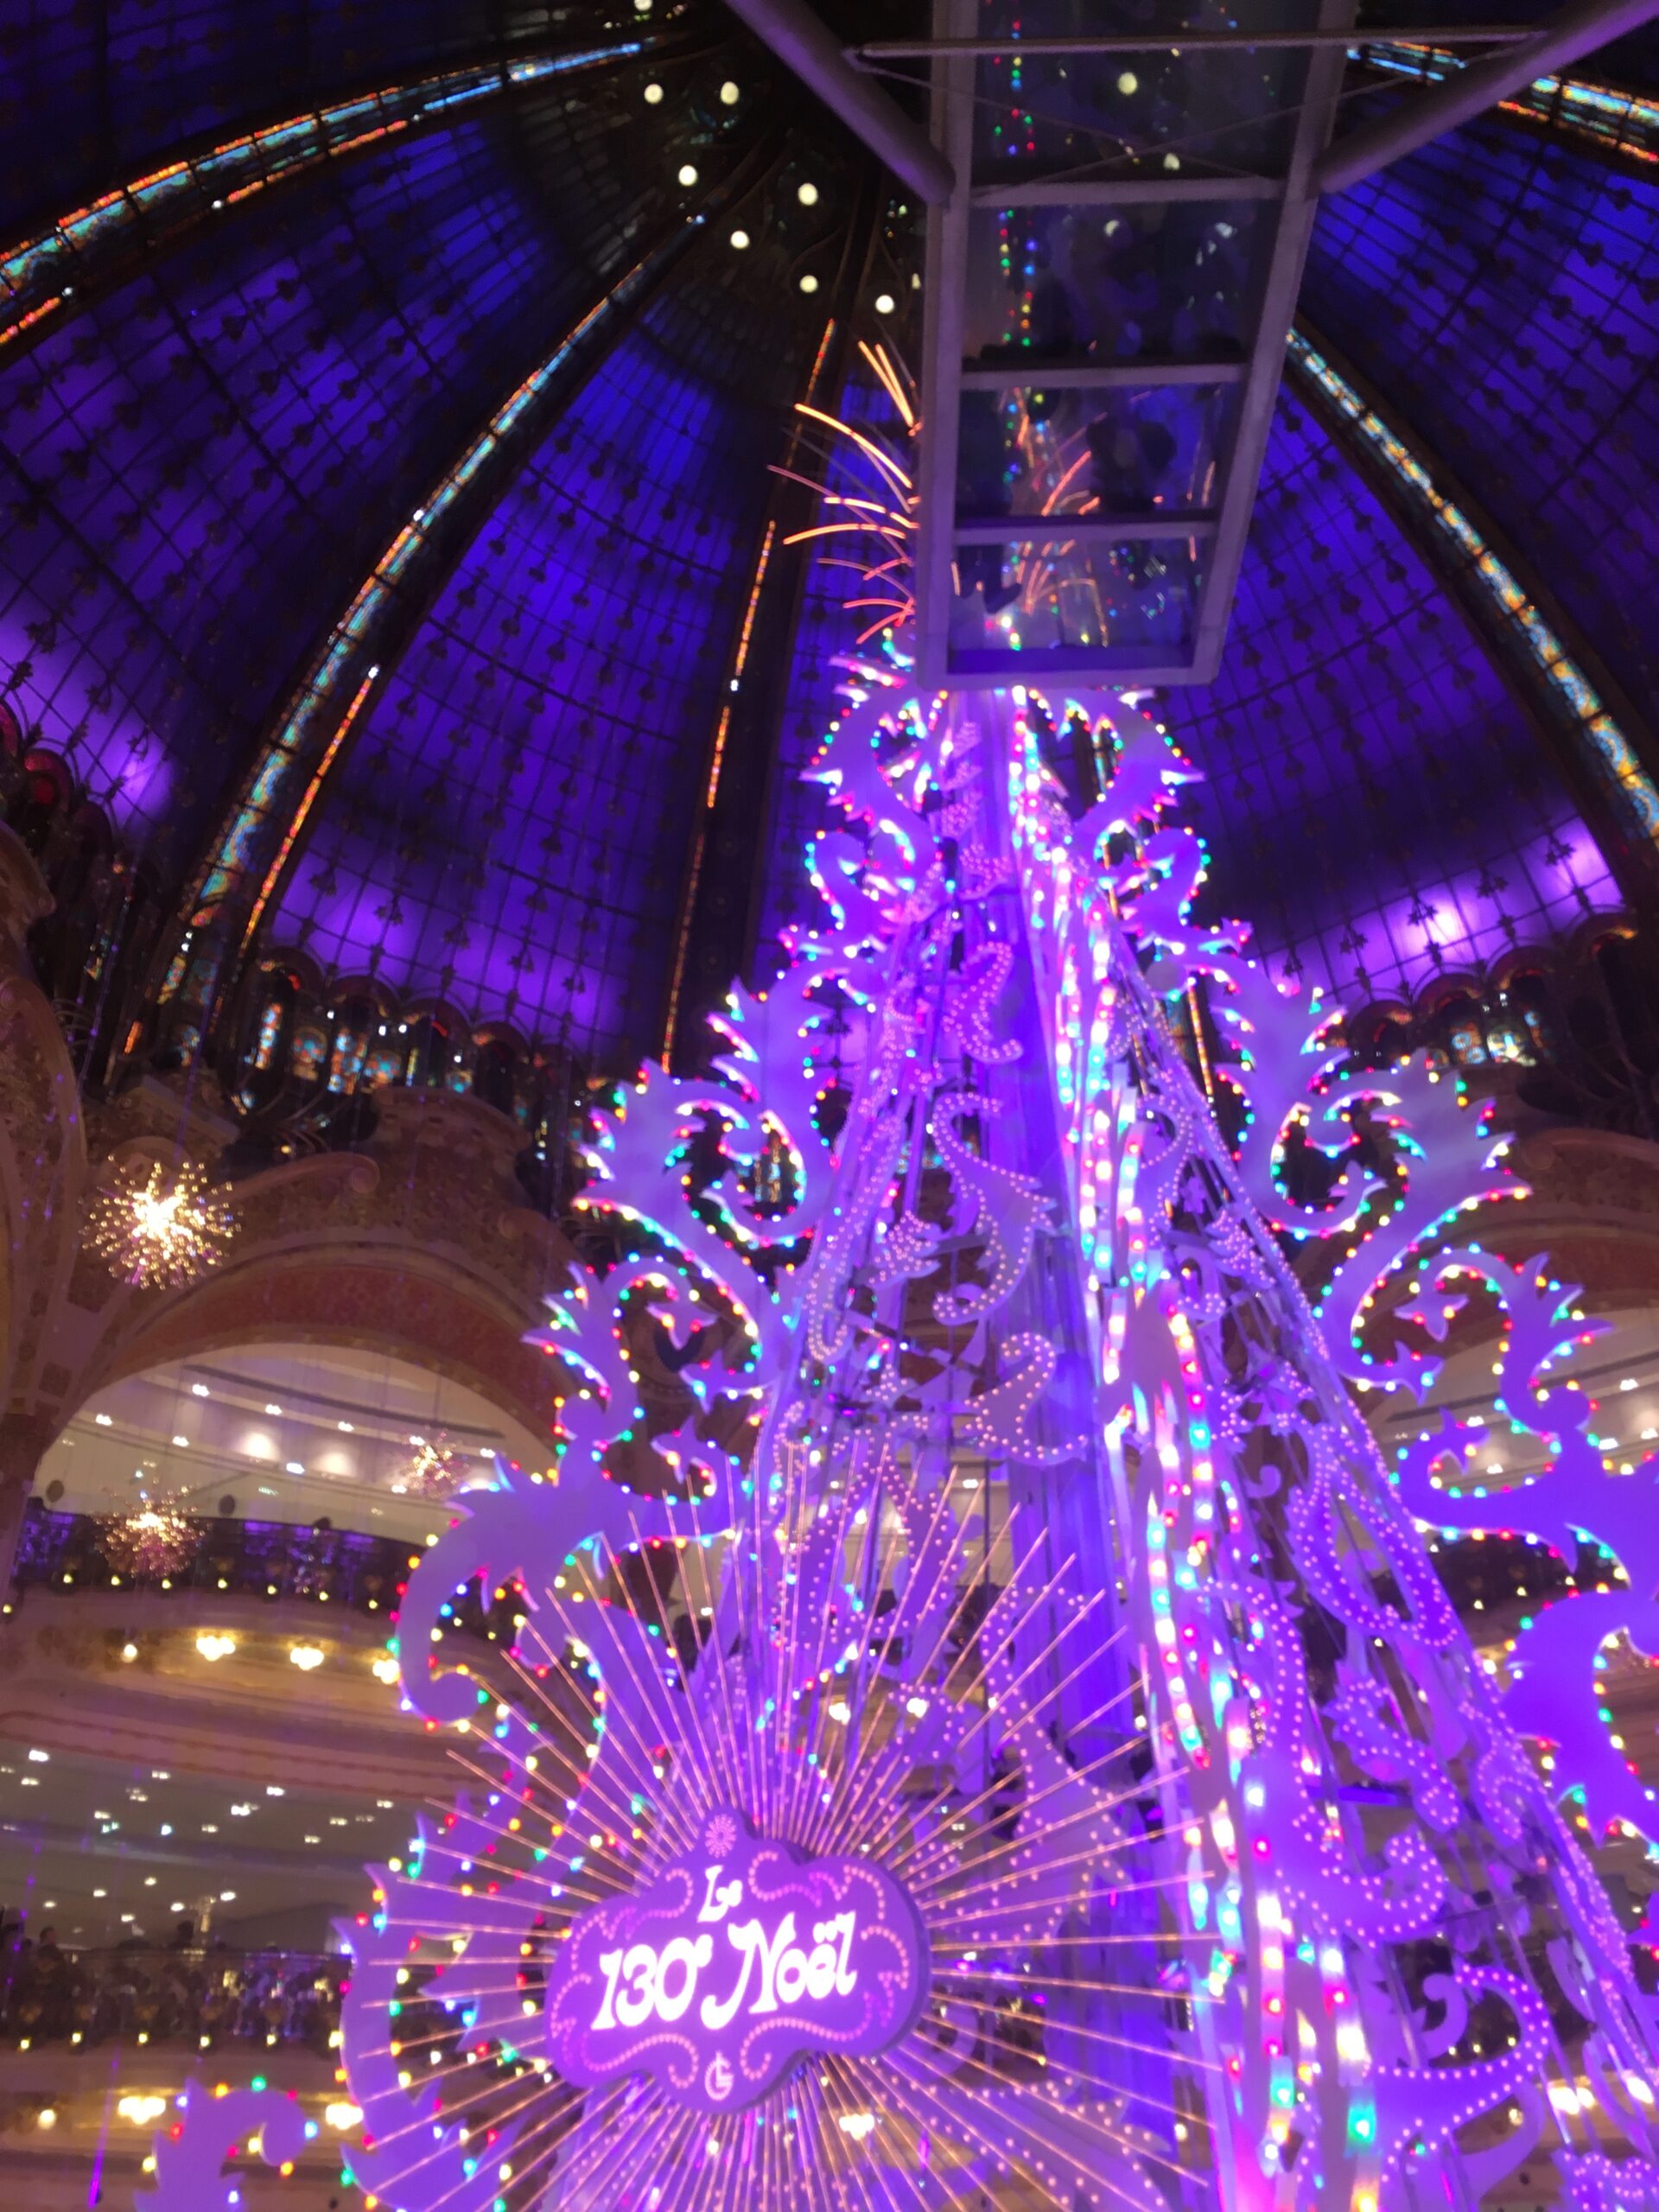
(391, 1430), (470, 1500)
(87, 1157), (237, 1289)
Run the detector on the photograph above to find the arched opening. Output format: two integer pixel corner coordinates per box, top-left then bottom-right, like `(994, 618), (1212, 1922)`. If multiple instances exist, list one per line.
(34, 1338), (543, 1541)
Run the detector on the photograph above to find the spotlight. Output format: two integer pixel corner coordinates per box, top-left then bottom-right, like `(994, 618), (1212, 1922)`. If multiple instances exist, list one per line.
(799, 273), (819, 293)
(719, 79), (740, 105)
(797, 181), (819, 206)
(644, 81), (664, 105)
(874, 292), (894, 314)
(1117, 70), (1138, 94)
(677, 162), (698, 187)
(730, 228), (750, 250)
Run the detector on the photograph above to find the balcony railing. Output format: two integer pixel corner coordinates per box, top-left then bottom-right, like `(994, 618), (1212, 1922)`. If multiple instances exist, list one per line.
(11, 1501), (416, 1616)
(9, 1501), (533, 1650)
(0, 1940), (342, 2051)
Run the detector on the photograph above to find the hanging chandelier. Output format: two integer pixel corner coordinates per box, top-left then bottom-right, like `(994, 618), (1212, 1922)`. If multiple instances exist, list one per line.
(99, 1498), (200, 1580)
(86, 1158), (237, 1289)
(391, 1430), (469, 1499)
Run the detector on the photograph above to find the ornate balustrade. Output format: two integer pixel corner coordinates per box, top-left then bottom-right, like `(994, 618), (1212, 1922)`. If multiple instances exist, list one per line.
(0, 1939), (342, 2052)
(10, 1503), (416, 1616)
(8, 1502), (534, 1651)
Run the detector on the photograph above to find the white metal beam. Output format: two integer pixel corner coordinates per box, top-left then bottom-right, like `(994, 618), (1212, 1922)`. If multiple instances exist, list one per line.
(721, 0), (955, 203)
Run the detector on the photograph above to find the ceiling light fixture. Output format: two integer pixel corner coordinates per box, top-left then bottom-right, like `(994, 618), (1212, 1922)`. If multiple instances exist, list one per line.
(87, 1158), (236, 1289)
(102, 1500), (198, 1580)
(391, 1432), (468, 1501)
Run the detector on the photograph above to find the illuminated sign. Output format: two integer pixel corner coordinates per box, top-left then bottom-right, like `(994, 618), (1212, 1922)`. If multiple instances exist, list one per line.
(544, 1806), (926, 2110)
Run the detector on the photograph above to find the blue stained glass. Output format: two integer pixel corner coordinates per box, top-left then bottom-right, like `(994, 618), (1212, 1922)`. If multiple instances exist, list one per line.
(1303, 116), (1659, 728)
(0, 0), (533, 239)
(0, 111), (661, 862)
(270, 302), (800, 1069)
(1168, 384), (1618, 1007)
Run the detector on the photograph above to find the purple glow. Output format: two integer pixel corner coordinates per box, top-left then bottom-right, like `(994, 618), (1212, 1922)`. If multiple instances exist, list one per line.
(544, 1807), (926, 2111)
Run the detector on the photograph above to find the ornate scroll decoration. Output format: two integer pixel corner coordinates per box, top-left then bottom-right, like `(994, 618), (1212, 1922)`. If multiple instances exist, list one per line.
(135, 2083), (315, 2208)
(1390, 1249), (1659, 1841)
(1007, 688), (1659, 2203)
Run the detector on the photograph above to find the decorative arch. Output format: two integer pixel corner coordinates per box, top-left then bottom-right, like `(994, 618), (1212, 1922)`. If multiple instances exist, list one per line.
(73, 1240), (568, 1457)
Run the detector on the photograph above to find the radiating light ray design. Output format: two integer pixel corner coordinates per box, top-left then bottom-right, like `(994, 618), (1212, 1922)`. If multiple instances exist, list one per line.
(328, 1436), (1188, 2212)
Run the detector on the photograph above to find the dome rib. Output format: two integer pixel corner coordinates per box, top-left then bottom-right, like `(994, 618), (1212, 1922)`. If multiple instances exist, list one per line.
(0, 27), (690, 373)
(151, 135), (781, 1066)
(1168, 375), (1622, 1010)
(1289, 318), (1659, 908)
(1300, 110), (1659, 731)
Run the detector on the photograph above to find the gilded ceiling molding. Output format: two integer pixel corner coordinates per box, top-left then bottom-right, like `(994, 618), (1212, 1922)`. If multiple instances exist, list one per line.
(149, 149), (771, 1070)
(1287, 321), (1659, 911)
(0, 29), (681, 367)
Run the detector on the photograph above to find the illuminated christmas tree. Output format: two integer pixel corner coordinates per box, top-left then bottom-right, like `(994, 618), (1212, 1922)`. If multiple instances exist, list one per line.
(149, 677), (1659, 2209)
